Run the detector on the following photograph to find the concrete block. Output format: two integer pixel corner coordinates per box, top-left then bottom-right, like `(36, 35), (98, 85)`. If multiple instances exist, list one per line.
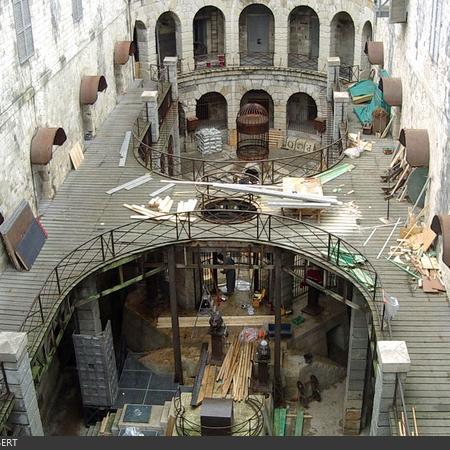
(377, 341), (410, 373)
(0, 332), (28, 362)
(141, 91), (158, 102)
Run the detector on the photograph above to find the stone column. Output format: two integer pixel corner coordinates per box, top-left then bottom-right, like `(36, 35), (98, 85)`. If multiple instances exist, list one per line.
(327, 57), (341, 102)
(343, 290), (369, 435)
(0, 332), (43, 436)
(141, 91), (159, 143)
(333, 92), (350, 141)
(163, 56), (179, 100)
(370, 341), (410, 436)
(76, 276), (102, 335)
(274, 15), (288, 67)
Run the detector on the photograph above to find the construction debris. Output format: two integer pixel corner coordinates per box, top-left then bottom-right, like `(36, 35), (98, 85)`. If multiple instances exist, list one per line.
(124, 197), (198, 222)
(162, 180), (340, 205)
(118, 131), (131, 167)
(106, 174), (152, 194)
(149, 183), (175, 197)
(313, 163), (355, 184)
(386, 210), (445, 293)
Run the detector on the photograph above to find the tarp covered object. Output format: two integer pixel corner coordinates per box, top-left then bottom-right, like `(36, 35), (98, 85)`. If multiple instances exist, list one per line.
(348, 80), (377, 100)
(353, 86), (391, 125)
(353, 69), (392, 125)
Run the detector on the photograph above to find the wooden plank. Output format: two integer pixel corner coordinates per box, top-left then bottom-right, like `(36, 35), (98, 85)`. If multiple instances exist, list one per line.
(294, 410), (304, 436)
(156, 315), (275, 328)
(69, 143), (85, 170)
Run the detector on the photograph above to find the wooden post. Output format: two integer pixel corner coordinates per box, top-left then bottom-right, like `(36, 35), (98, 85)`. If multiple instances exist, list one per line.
(168, 245), (183, 384)
(274, 248), (283, 406)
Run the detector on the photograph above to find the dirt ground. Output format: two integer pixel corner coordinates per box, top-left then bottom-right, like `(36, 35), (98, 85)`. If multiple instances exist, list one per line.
(304, 379), (346, 436)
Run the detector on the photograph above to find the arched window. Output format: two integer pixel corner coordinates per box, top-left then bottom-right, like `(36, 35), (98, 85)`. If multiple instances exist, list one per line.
(239, 4), (275, 66)
(156, 12), (182, 67)
(361, 21), (373, 72)
(196, 92), (228, 129)
(288, 6), (320, 70)
(193, 6), (226, 69)
(286, 93), (318, 135)
(330, 12), (355, 67)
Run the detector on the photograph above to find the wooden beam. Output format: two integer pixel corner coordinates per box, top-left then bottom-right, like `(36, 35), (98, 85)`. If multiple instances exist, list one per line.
(168, 245), (183, 384)
(75, 265), (166, 307)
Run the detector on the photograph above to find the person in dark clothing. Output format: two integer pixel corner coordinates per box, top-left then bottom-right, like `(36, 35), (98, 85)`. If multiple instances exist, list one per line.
(217, 253), (236, 295)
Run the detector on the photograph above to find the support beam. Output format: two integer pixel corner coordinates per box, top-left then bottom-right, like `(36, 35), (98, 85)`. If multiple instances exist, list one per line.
(75, 265), (166, 307)
(168, 246), (183, 384)
(283, 267), (364, 311)
(273, 248), (283, 406)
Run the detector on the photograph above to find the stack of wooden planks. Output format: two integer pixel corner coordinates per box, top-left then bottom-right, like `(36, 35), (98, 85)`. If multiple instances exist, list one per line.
(197, 365), (219, 404)
(216, 336), (255, 402)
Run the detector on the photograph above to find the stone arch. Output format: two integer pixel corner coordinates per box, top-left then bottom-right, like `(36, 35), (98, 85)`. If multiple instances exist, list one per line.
(196, 92), (228, 129)
(286, 92), (318, 134)
(361, 21), (373, 72)
(193, 5), (226, 68)
(238, 3), (275, 66)
(330, 11), (355, 67)
(288, 6), (320, 70)
(156, 11), (182, 66)
(240, 89), (274, 128)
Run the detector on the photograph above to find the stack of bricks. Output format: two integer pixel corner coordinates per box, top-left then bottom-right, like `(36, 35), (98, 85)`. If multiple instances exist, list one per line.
(0, 332), (43, 436)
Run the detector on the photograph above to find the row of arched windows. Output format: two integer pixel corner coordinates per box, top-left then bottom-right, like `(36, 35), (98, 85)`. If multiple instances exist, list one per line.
(135, 5), (373, 71)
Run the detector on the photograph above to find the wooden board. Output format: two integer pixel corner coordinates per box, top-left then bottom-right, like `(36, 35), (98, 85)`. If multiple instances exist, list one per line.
(15, 219), (47, 271)
(69, 143), (85, 170)
(156, 315), (275, 329)
(0, 200), (34, 270)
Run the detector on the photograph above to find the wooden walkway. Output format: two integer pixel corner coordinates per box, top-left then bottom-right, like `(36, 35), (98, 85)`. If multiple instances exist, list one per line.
(0, 87), (449, 435)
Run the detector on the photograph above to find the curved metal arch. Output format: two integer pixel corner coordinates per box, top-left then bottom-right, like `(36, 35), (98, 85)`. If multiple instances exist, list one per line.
(21, 211), (383, 364)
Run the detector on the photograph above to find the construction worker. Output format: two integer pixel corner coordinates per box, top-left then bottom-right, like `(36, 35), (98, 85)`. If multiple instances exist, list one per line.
(217, 253), (236, 296)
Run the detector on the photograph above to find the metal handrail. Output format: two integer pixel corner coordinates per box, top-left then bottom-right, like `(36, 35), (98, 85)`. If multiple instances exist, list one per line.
(19, 211), (385, 360)
(132, 105), (344, 185)
(392, 372), (412, 436)
(288, 53), (319, 71)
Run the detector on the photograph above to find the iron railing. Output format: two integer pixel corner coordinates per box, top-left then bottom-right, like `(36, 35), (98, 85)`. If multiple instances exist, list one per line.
(340, 65), (360, 83)
(19, 211), (385, 358)
(288, 53), (319, 71)
(239, 52), (274, 67)
(149, 64), (172, 106)
(392, 372), (412, 436)
(158, 85), (173, 126)
(194, 53), (226, 70)
(132, 103), (344, 184)
(173, 388), (264, 436)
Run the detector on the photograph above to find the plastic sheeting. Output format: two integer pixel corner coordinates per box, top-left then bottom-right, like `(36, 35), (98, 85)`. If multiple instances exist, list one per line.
(353, 86), (391, 125)
(348, 80), (377, 100)
(351, 69), (392, 126)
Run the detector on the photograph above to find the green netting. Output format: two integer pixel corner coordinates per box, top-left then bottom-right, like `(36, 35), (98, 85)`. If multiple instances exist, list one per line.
(348, 80), (377, 100)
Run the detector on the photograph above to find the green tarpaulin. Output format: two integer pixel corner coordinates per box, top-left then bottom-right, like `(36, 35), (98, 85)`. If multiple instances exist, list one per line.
(352, 69), (392, 125)
(348, 80), (377, 100)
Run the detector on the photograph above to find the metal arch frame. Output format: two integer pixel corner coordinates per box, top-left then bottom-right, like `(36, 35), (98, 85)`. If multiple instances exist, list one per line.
(19, 211), (385, 383)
